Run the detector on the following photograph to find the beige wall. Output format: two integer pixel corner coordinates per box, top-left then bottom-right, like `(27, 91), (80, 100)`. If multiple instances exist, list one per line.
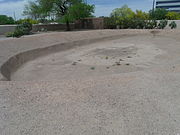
(0, 25), (16, 35)
(75, 18), (105, 29)
(0, 24), (75, 35)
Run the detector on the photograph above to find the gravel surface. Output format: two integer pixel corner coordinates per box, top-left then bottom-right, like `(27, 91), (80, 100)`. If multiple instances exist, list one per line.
(1, 30), (180, 135)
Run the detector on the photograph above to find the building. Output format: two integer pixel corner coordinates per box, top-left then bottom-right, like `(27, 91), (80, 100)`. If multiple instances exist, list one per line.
(156, 0), (180, 12)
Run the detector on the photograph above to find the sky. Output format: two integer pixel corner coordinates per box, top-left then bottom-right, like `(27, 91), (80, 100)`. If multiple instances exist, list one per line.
(0, 0), (154, 20)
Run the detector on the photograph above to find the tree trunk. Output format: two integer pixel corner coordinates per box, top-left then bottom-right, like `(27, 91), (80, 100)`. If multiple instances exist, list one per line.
(66, 20), (71, 31)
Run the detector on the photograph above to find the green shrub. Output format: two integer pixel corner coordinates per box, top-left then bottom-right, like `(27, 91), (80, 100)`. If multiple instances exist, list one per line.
(166, 12), (180, 20)
(16, 18), (39, 24)
(5, 32), (14, 37)
(6, 22), (32, 38)
(145, 20), (157, 29)
(157, 20), (168, 29)
(0, 15), (15, 25)
(17, 22), (32, 35)
(131, 19), (146, 29)
(149, 8), (168, 20)
(104, 17), (116, 29)
(169, 21), (177, 29)
(12, 29), (24, 38)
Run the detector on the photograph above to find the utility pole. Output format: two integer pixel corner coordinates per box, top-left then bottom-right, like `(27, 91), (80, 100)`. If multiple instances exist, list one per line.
(13, 12), (16, 21)
(153, 0), (156, 12)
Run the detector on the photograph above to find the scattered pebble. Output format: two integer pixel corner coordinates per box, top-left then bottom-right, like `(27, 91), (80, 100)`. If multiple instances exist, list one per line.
(126, 63), (130, 66)
(119, 59), (124, 61)
(106, 67), (110, 69)
(115, 62), (121, 66)
(127, 56), (132, 58)
(91, 67), (95, 70)
(72, 62), (77, 65)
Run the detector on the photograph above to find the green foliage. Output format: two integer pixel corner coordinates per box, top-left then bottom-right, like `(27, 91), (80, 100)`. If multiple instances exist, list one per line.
(166, 12), (180, 20)
(109, 5), (158, 29)
(131, 10), (149, 29)
(12, 29), (25, 38)
(104, 17), (116, 29)
(149, 8), (168, 20)
(0, 15), (15, 25)
(133, 10), (149, 20)
(5, 32), (14, 37)
(68, 3), (95, 21)
(6, 22), (32, 38)
(157, 20), (168, 29)
(16, 18), (39, 24)
(111, 5), (134, 19)
(23, 1), (44, 20)
(110, 5), (135, 29)
(17, 22), (33, 35)
(169, 21), (177, 29)
(145, 20), (157, 29)
(107, 5), (178, 29)
(24, 0), (95, 30)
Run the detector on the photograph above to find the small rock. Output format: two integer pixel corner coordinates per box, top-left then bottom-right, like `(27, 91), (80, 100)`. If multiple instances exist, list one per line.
(126, 63), (130, 66)
(91, 67), (95, 70)
(72, 62), (77, 65)
(127, 56), (132, 58)
(119, 59), (124, 61)
(115, 62), (121, 66)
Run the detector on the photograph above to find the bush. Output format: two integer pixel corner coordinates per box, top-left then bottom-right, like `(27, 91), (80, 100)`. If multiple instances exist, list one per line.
(16, 22), (33, 35)
(145, 20), (157, 29)
(104, 17), (116, 29)
(157, 20), (168, 29)
(106, 6), (175, 30)
(16, 18), (39, 24)
(5, 32), (14, 37)
(169, 21), (177, 29)
(131, 19), (146, 29)
(166, 12), (180, 20)
(0, 15), (15, 25)
(12, 29), (25, 38)
(149, 8), (168, 20)
(6, 22), (32, 38)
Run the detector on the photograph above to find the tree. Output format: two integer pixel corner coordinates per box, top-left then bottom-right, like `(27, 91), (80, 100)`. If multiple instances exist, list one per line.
(166, 12), (180, 20)
(0, 15), (15, 25)
(111, 5), (134, 19)
(23, 0), (94, 31)
(68, 3), (94, 21)
(110, 5), (135, 28)
(133, 10), (149, 20)
(23, 1), (43, 20)
(149, 8), (168, 20)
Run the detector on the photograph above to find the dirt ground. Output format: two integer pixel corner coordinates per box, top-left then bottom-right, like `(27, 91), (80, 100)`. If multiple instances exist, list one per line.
(1, 30), (180, 135)
(11, 35), (166, 81)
